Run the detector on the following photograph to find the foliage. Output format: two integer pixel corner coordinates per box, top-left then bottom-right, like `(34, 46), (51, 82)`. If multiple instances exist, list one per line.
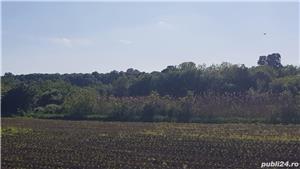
(257, 53), (283, 68)
(1, 53), (300, 123)
(1, 84), (36, 116)
(62, 88), (98, 119)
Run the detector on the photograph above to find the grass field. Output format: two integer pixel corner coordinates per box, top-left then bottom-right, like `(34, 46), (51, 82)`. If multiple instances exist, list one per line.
(1, 118), (300, 169)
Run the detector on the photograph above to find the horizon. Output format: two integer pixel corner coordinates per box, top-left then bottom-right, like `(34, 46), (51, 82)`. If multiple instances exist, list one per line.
(2, 1), (299, 75)
(1, 56), (298, 76)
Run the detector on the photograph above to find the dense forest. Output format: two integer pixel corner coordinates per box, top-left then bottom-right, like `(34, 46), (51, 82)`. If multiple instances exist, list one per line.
(1, 53), (300, 123)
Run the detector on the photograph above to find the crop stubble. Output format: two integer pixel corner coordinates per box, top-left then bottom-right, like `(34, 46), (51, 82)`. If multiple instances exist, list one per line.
(1, 118), (300, 169)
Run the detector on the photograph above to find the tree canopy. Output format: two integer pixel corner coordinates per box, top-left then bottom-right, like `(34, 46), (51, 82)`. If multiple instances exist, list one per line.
(1, 54), (300, 123)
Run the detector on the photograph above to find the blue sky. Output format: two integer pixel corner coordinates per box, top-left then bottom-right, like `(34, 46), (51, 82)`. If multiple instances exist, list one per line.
(2, 1), (299, 74)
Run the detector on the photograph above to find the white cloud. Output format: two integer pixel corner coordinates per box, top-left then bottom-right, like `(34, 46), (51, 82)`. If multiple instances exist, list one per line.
(157, 20), (174, 30)
(49, 37), (72, 47)
(158, 20), (167, 25)
(118, 39), (133, 45)
(48, 37), (92, 47)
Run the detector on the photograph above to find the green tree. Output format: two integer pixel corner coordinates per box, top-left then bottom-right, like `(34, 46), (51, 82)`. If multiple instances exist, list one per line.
(1, 84), (36, 116)
(257, 53), (282, 68)
(63, 88), (98, 119)
(112, 76), (129, 96)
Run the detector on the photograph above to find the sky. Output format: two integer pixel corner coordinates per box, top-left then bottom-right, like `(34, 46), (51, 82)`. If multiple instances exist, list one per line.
(1, 1), (299, 74)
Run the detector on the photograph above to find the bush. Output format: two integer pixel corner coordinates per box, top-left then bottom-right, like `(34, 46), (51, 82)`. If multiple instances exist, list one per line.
(63, 88), (97, 119)
(44, 104), (62, 114)
(279, 104), (300, 124)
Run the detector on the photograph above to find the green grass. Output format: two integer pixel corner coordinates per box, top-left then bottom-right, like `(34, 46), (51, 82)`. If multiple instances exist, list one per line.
(1, 127), (33, 136)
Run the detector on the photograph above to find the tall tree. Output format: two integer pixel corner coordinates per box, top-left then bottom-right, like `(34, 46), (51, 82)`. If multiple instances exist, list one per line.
(257, 53), (282, 68)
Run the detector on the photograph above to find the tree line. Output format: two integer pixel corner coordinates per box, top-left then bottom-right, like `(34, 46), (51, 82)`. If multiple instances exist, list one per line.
(2, 53), (300, 123)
